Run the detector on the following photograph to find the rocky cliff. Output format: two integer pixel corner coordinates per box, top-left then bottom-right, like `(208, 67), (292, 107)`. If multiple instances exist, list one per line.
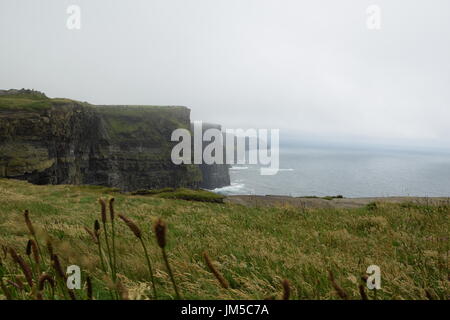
(193, 122), (231, 189)
(0, 89), (230, 191)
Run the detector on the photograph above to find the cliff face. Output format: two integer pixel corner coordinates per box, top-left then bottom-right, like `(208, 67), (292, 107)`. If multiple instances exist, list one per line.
(0, 90), (229, 191)
(194, 122), (231, 189)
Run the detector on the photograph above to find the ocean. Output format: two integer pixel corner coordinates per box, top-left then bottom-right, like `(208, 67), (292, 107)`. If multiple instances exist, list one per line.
(212, 146), (450, 198)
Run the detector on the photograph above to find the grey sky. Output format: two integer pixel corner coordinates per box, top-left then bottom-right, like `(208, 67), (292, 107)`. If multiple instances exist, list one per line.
(1, 0), (449, 149)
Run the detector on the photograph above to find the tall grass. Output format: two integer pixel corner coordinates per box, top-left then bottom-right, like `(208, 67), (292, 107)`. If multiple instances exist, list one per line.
(119, 213), (157, 299)
(0, 179), (447, 300)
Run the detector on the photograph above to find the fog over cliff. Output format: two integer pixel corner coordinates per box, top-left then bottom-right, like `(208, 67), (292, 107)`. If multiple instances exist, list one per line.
(1, 0), (449, 150)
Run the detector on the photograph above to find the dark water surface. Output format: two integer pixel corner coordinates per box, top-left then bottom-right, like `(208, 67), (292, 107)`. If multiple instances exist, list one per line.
(213, 146), (450, 198)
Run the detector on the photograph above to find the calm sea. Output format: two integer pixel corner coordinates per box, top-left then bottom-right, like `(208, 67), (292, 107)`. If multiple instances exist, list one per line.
(212, 146), (450, 198)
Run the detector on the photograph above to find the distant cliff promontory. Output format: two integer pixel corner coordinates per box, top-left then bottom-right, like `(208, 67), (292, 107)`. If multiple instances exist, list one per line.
(0, 89), (230, 191)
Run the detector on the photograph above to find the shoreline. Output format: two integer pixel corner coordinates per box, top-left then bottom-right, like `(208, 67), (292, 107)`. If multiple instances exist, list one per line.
(225, 194), (450, 209)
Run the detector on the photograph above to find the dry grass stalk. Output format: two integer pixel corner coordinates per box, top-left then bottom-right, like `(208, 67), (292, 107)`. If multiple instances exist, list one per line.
(328, 271), (348, 300)
(109, 198), (115, 221)
(46, 238), (54, 257)
(29, 239), (40, 265)
(84, 226), (98, 244)
(118, 214), (142, 239)
(94, 220), (101, 238)
(361, 274), (369, 282)
(6, 280), (23, 291)
(51, 255), (74, 300)
(8, 247), (33, 287)
(1, 280), (12, 299)
(154, 218), (167, 249)
(203, 251), (229, 289)
(14, 277), (25, 290)
(86, 276), (93, 300)
(116, 279), (129, 300)
(51, 254), (66, 280)
(99, 199), (107, 223)
(109, 198), (117, 281)
(68, 289), (77, 300)
(282, 279), (291, 300)
(154, 218), (180, 299)
(93, 220), (107, 273)
(425, 289), (436, 300)
(38, 273), (55, 291)
(118, 213), (156, 298)
(1, 245), (7, 259)
(24, 210), (35, 236)
(99, 199), (114, 285)
(358, 284), (368, 300)
(26, 240), (32, 256)
(23, 210), (44, 266)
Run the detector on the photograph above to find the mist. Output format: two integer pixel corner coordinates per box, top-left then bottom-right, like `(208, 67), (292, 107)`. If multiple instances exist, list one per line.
(1, 0), (449, 150)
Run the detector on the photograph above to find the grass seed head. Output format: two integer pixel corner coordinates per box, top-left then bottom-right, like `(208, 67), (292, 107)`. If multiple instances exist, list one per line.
(109, 198), (115, 221)
(6, 279), (23, 291)
(14, 277), (25, 290)
(203, 251), (229, 289)
(328, 270), (348, 300)
(282, 279), (291, 300)
(358, 284), (368, 300)
(24, 210), (35, 236)
(51, 254), (66, 280)
(154, 218), (167, 249)
(38, 273), (55, 291)
(27, 239), (40, 264)
(361, 274), (369, 283)
(84, 226), (98, 244)
(46, 238), (54, 257)
(118, 214), (142, 239)
(8, 247), (33, 287)
(94, 220), (101, 240)
(26, 240), (32, 256)
(99, 199), (107, 223)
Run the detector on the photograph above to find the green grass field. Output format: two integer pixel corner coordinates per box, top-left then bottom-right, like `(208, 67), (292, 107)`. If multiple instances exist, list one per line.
(0, 92), (83, 111)
(0, 178), (448, 300)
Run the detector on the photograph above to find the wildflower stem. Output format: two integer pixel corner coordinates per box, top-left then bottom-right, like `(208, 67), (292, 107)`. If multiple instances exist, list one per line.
(102, 222), (114, 276)
(111, 219), (117, 279)
(97, 240), (107, 273)
(139, 238), (157, 299)
(162, 248), (180, 300)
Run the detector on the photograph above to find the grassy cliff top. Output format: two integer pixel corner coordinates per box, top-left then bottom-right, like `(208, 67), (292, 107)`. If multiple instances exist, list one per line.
(0, 178), (447, 300)
(95, 105), (191, 139)
(0, 90), (190, 118)
(0, 89), (83, 111)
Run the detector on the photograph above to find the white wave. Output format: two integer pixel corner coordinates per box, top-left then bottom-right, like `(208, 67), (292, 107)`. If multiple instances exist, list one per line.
(211, 183), (249, 195)
(278, 168), (294, 171)
(230, 166), (249, 170)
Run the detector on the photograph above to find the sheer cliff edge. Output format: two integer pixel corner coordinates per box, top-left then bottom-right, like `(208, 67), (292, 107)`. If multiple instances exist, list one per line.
(0, 89), (230, 191)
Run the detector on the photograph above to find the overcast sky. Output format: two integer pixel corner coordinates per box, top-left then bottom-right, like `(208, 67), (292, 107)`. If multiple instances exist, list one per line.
(1, 0), (449, 149)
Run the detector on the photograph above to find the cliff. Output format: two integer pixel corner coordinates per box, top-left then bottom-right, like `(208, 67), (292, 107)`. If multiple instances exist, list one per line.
(0, 89), (230, 191)
(193, 122), (231, 189)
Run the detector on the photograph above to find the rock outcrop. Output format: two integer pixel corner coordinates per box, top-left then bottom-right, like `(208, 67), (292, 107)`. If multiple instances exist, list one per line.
(194, 122), (231, 189)
(0, 89), (230, 191)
